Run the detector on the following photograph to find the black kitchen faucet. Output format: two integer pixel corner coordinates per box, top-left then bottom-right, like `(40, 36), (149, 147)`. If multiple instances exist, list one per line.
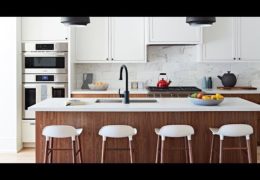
(119, 65), (130, 104)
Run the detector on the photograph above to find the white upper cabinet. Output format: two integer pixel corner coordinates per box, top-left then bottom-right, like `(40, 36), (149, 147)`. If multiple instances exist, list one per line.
(149, 17), (201, 44)
(111, 17), (146, 62)
(202, 17), (260, 62)
(239, 17), (260, 61)
(22, 17), (69, 41)
(74, 17), (147, 63)
(75, 17), (109, 62)
(202, 17), (236, 61)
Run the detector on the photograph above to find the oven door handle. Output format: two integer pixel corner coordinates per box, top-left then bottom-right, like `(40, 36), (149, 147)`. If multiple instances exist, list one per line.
(51, 85), (66, 89)
(23, 52), (67, 57)
(23, 84), (37, 88)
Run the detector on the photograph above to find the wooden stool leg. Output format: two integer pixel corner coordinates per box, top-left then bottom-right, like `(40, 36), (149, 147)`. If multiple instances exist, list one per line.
(219, 139), (223, 163)
(77, 136), (83, 163)
(246, 139), (252, 163)
(155, 135), (160, 163)
(49, 138), (54, 163)
(72, 140), (77, 163)
(101, 140), (105, 163)
(209, 135), (215, 163)
(160, 139), (164, 163)
(188, 139), (193, 163)
(184, 137), (188, 163)
(44, 140), (49, 163)
(129, 140), (133, 163)
(238, 137), (243, 163)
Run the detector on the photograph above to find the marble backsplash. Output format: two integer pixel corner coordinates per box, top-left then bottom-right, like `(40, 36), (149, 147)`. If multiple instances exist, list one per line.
(75, 46), (260, 90)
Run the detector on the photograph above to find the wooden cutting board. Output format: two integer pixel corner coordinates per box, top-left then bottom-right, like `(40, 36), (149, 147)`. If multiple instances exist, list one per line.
(217, 86), (257, 90)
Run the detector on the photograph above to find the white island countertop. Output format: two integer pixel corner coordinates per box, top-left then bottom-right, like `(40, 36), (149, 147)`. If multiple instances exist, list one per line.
(29, 97), (260, 112)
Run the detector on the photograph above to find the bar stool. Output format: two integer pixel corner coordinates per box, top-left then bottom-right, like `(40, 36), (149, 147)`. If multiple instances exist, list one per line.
(209, 124), (253, 163)
(98, 125), (137, 163)
(42, 125), (83, 163)
(155, 125), (195, 163)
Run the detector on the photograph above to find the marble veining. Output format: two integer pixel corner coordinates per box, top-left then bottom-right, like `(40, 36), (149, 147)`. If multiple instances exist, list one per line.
(75, 46), (260, 90)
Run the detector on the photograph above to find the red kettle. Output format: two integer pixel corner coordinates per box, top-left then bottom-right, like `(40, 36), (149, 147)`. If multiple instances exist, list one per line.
(157, 73), (171, 88)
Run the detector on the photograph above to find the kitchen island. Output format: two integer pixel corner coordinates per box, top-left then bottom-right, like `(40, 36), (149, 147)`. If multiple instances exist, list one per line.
(29, 97), (260, 163)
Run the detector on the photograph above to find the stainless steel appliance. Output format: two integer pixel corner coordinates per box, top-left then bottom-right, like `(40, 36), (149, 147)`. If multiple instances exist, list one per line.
(23, 74), (68, 120)
(22, 42), (68, 74)
(147, 86), (201, 97)
(22, 42), (68, 120)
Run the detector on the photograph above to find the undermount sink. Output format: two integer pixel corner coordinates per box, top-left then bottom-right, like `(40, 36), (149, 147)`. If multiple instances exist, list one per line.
(95, 99), (158, 103)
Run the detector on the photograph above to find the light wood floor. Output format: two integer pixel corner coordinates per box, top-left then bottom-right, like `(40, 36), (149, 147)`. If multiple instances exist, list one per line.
(0, 148), (35, 163)
(0, 147), (260, 163)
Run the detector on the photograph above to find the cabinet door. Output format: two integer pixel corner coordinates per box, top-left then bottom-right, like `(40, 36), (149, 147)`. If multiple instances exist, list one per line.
(149, 17), (200, 44)
(75, 17), (109, 62)
(239, 17), (260, 61)
(202, 17), (236, 61)
(111, 17), (146, 62)
(22, 120), (35, 143)
(22, 17), (68, 41)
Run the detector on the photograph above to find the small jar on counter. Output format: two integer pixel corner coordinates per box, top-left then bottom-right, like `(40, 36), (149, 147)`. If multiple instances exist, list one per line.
(207, 77), (213, 89)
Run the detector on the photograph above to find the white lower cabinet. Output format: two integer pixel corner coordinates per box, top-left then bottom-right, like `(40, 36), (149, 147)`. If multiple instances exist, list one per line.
(22, 120), (35, 143)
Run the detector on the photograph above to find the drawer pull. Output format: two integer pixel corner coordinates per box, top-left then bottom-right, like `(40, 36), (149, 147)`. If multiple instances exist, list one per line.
(30, 123), (35, 125)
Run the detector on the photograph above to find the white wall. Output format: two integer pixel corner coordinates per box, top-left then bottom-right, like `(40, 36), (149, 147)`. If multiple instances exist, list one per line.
(0, 17), (22, 152)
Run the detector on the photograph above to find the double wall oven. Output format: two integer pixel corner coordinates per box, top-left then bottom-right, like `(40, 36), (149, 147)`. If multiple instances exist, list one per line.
(22, 42), (68, 121)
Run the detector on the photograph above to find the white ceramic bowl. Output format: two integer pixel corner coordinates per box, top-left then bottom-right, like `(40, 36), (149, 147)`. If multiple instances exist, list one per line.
(88, 83), (109, 91)
(188, 97), (224, 106)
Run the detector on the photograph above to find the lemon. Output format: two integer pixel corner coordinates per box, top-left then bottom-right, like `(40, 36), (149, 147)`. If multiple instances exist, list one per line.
(211, 95), (217, 100)
(216, 93), (224, 99)
(202, 96), (211, 100)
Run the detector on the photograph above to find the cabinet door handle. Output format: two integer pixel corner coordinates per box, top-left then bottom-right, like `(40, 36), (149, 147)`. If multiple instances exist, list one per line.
(111, 58), (114, 61)
(233, 58), (236, 60)
(238, 58), (241, 60)
(106, 58), (109, 61)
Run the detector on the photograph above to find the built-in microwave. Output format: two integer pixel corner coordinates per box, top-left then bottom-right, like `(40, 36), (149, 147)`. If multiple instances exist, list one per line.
(22, 42), (68, 74)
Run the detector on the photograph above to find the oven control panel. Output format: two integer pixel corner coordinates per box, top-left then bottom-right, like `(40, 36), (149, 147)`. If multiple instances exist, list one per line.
(36, 75), (54, 81)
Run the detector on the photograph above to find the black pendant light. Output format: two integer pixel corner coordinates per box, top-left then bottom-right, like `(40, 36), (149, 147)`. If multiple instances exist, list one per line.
(61, 17), (90, 26)
(186, 17), (216, 27)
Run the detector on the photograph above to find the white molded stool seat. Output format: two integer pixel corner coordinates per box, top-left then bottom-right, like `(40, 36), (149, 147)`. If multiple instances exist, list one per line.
(98, 125), (137, 163)
(155, 125), (194, 140)
(42, 125), (83, 140)
(99, 125), (137, 140)
(209, 124), (253, 163)
(210, 124), (253, 140)
(42, 125), (83, 163)
(155, 124), (195, 163)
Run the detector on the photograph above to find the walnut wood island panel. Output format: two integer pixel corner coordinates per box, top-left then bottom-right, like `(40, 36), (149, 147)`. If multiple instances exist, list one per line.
(30, 98), (260, 163)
